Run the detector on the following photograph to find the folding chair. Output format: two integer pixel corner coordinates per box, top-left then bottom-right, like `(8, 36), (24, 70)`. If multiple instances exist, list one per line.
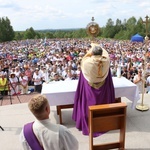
(89, 102), (127, 150)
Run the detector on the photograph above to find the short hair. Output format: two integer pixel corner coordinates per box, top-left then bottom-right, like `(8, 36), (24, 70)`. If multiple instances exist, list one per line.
(28, 95), (49, 119)
(92, 46), (103, 55)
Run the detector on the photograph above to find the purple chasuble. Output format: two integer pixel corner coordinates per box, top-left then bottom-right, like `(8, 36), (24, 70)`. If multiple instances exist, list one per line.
(72, 69), (115, 136)
(24, 122), (44, 150)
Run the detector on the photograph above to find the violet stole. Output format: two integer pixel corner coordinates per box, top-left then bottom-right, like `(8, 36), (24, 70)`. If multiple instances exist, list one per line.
(24, 122), (44, 150)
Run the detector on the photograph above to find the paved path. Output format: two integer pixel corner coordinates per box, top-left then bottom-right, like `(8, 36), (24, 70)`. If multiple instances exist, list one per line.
(1, 92), (39, 106)
(1, 95), (150, 150)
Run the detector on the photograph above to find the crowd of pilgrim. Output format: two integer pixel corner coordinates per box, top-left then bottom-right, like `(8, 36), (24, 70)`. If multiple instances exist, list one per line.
(0, 38), (150, 95)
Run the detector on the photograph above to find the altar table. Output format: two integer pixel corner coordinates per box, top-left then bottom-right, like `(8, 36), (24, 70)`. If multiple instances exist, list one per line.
(41, 77), (140, 109)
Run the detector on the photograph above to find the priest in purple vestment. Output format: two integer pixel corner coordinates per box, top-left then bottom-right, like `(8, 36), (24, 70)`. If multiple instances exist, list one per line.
(72, 43), (115, 135)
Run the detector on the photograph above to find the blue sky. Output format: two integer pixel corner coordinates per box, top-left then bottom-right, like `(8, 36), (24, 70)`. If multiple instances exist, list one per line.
(0, 0), (150, 31)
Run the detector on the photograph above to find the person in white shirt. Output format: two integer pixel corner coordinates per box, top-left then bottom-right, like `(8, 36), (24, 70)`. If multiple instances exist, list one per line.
(9, 72), (19, 95)
(32, 68), (43, 93)
(15, 67), (21, 79)
(65, 71), (74, 81)
(133, 69), (144, 93)
(75, 66), (81, 79)
(20, 95), (79, 150)
(41, 66), (49, 83)
(61, 67), (68, 78)
(19, 71), (29, 94)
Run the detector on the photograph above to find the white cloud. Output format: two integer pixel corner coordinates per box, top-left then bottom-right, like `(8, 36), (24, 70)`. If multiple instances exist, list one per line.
(0, 0), (150, 31)
(139, 1), (150, 7)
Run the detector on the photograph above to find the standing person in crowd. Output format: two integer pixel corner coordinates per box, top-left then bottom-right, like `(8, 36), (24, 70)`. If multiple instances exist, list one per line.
(127, 58), (133, 72)
(129, 66), (138, 82)
(19, 71), (29, 94)
(20, 95), (78, 150)
(32, 68), (43, 93)
(0, 73), (8, 95)
(15, 67), (21, 79)
(9, 72), (19, 95)
(40, 66), (49, 83)
(121, 67), (128, 78)
(25, 67), (33, 86)
(133, 69), (144, 93)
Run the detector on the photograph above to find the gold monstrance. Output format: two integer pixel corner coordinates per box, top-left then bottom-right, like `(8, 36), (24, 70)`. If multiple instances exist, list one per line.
(86, 17), (100, 40)
(136, 15), (150, 111)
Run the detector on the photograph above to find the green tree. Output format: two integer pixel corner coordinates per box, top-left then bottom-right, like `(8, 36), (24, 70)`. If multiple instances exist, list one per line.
(64, 32), (73, 38)
(0, 17), (15, 42)
(114, 30), (127, 40)
(134, 17), (145, 37)
(45, 32), (54, 38)
(35, 32), (41, 39)
(126, 16), (137, 39)
(14, 32), (24, 40)
(102, 18), (115, 38)
(24, 27), (36, 39)
(72, 29), (86, 38)
(53, 30), (65, 38)
(114, 19), (122, 34)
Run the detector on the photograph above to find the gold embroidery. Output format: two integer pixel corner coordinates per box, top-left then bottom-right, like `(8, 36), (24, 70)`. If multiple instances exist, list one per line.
(88, 80), (105, 89)
(97, 56), (107, 77)
(98, 61), (103, 77)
